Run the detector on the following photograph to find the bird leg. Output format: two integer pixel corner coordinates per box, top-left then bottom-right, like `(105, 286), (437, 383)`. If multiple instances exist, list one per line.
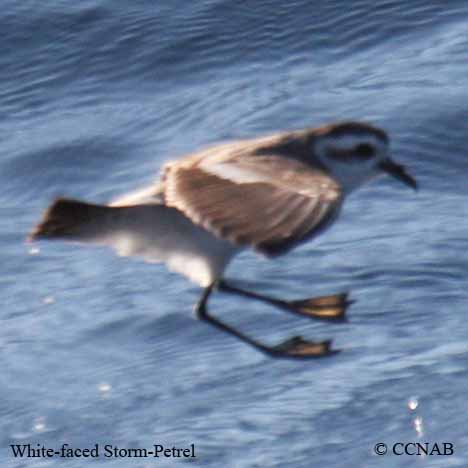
(218, 280), (351, 321)
(195, 283), (338, 359)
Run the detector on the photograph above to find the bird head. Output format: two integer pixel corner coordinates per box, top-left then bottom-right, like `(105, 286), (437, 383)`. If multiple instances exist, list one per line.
(312, 122), (417, 193)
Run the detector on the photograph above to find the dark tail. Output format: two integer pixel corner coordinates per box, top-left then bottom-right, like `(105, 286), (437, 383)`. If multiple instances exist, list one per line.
(28, 198), (113, 242)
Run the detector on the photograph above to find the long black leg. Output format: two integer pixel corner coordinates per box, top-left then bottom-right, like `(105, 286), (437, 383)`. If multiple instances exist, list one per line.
(218, 280), (351, 321)
(195, 283), (338, 359)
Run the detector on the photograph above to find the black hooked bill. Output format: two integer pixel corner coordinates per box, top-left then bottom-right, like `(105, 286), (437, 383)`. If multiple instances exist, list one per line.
(379, 159), (418, 190)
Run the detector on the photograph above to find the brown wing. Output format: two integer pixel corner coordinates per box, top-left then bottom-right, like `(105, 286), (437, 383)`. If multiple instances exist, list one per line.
(163, 155), (342, 256)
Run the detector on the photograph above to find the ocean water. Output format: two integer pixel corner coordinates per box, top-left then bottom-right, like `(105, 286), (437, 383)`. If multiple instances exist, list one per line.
(2, 1), (468, 466)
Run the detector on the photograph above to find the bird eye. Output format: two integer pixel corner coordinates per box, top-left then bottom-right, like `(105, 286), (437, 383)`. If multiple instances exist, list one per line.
(354, 143), (375, 160)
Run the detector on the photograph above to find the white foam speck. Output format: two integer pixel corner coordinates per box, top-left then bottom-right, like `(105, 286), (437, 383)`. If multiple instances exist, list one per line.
(33, 417), (46, 433)
(414, 416), (424, 436)
(98, 382), (112, 397)
(43, 296), (55, 305)
(408, 397), (418, 411)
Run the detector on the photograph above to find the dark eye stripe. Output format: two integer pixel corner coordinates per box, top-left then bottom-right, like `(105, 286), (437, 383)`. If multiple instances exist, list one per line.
(326, 144), (376, 163)
(326, 148), (352, 162)
(354, 143), (375, 160)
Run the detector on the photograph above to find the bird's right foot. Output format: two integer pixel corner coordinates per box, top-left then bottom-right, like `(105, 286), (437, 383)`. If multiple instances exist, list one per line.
(282, 292), (352, 322)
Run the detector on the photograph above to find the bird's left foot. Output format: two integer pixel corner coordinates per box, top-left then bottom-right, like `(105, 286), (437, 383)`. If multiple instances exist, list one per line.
(267, 336), (339, 358)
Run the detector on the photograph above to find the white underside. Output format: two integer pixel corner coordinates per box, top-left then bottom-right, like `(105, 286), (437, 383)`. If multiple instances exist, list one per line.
(109, 204), (238, 286)
(68, 189), (240, 286)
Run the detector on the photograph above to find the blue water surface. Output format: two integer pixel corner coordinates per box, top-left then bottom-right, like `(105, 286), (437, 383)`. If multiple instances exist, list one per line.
(2, 1), (468, 467)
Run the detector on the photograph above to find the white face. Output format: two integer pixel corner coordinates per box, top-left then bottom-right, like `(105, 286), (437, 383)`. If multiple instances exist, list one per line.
(314, 133), (389, 193)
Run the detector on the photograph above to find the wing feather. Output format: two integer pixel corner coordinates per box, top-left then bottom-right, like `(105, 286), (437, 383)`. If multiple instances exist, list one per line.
(164, 155), (342, 256)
